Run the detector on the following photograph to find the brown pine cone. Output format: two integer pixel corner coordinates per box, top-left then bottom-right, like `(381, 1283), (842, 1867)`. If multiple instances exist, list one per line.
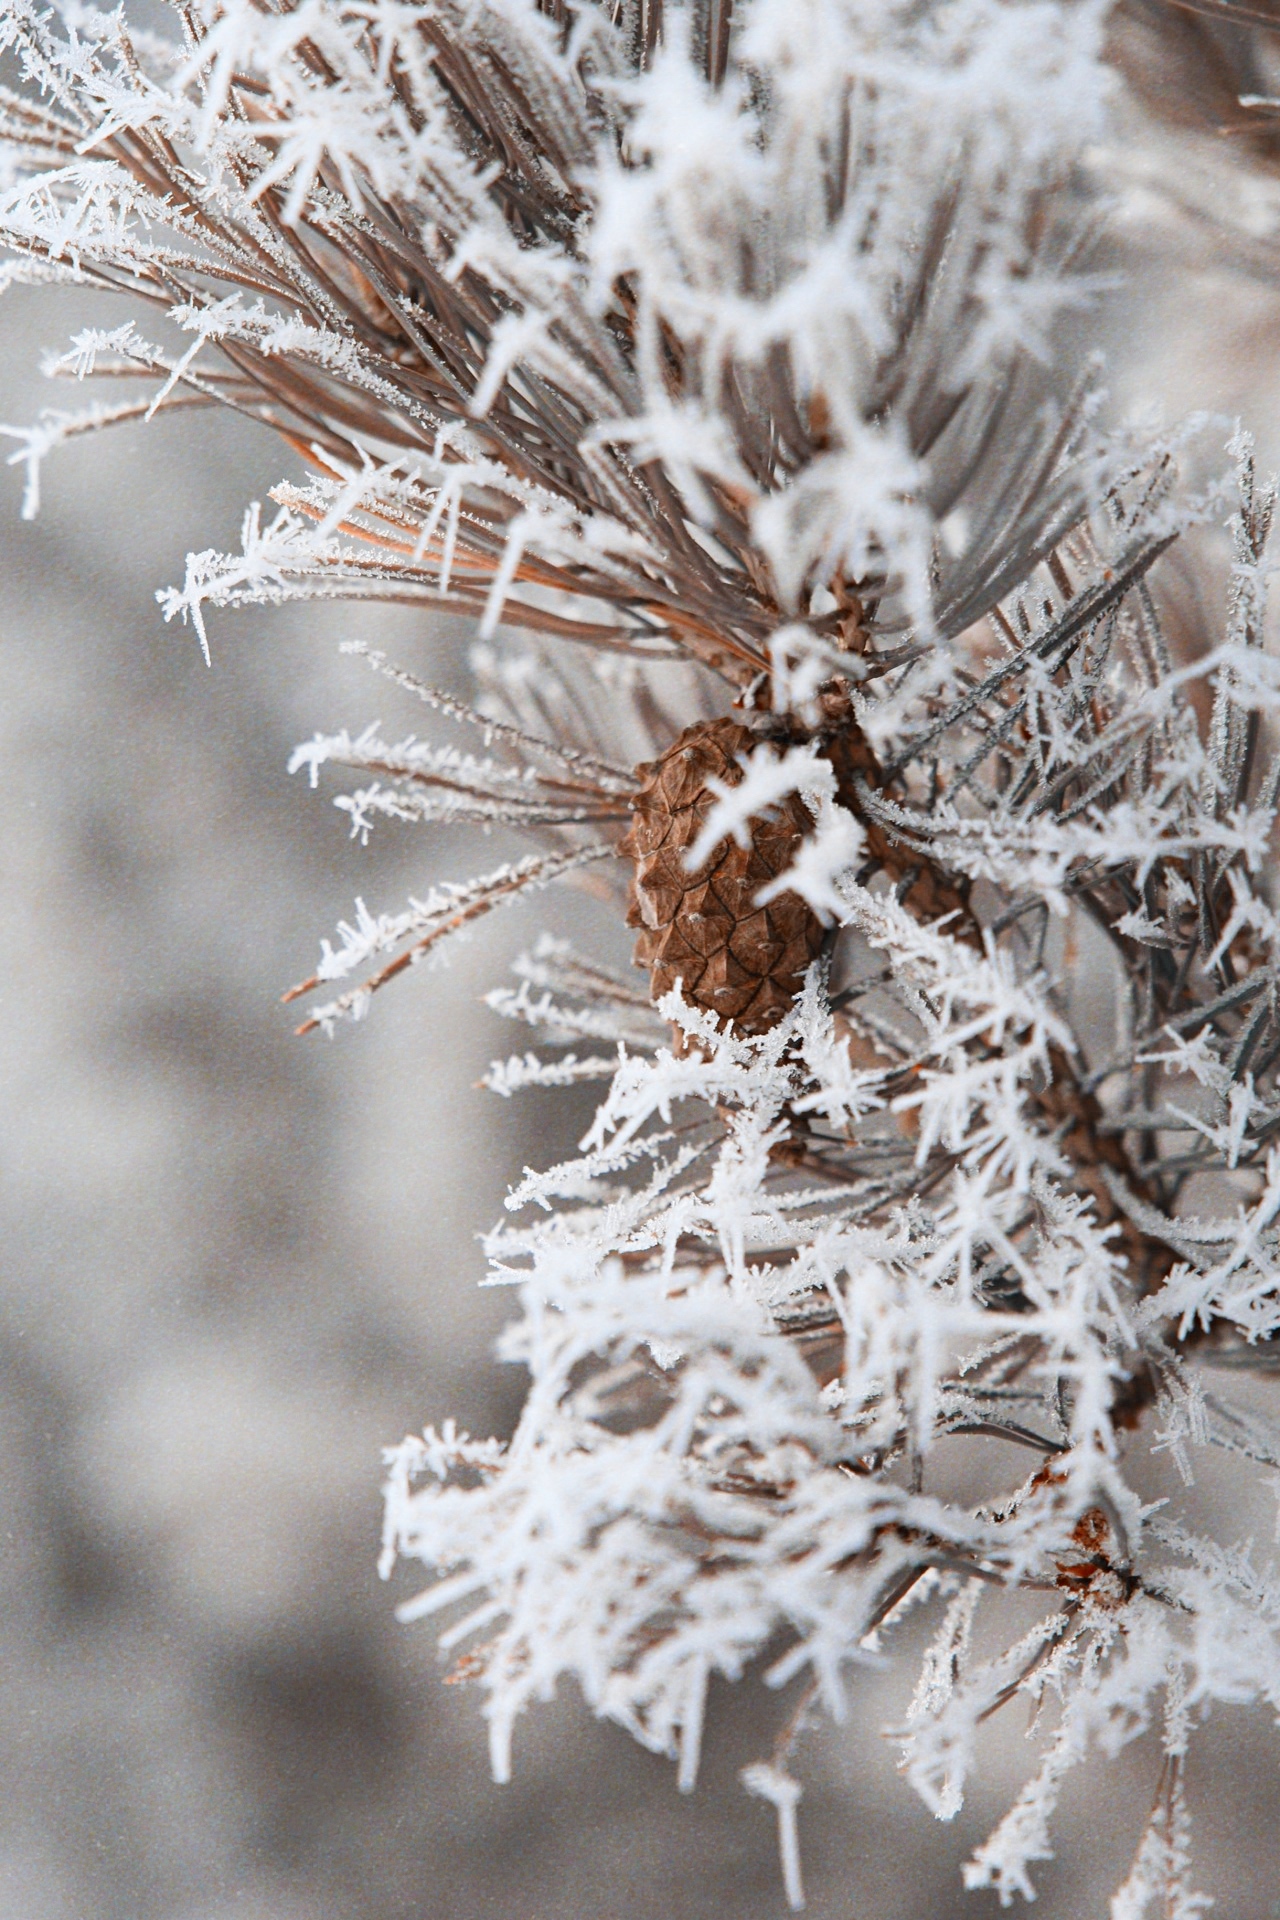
(620, 718), (826, 1033)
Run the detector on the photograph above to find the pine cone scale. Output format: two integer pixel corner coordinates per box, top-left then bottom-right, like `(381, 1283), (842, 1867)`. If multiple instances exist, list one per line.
(620, 717), (827, 1033)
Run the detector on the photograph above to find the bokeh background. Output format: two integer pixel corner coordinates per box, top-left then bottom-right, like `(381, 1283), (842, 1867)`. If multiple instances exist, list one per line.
(4, 31), (1280, 1916)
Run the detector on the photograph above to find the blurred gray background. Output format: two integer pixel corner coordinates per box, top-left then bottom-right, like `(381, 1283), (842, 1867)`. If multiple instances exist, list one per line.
(2, 203), (1280, 1920)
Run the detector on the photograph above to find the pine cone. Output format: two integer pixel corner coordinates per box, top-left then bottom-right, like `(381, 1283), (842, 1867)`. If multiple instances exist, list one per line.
(620, 718), (826, 1033)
